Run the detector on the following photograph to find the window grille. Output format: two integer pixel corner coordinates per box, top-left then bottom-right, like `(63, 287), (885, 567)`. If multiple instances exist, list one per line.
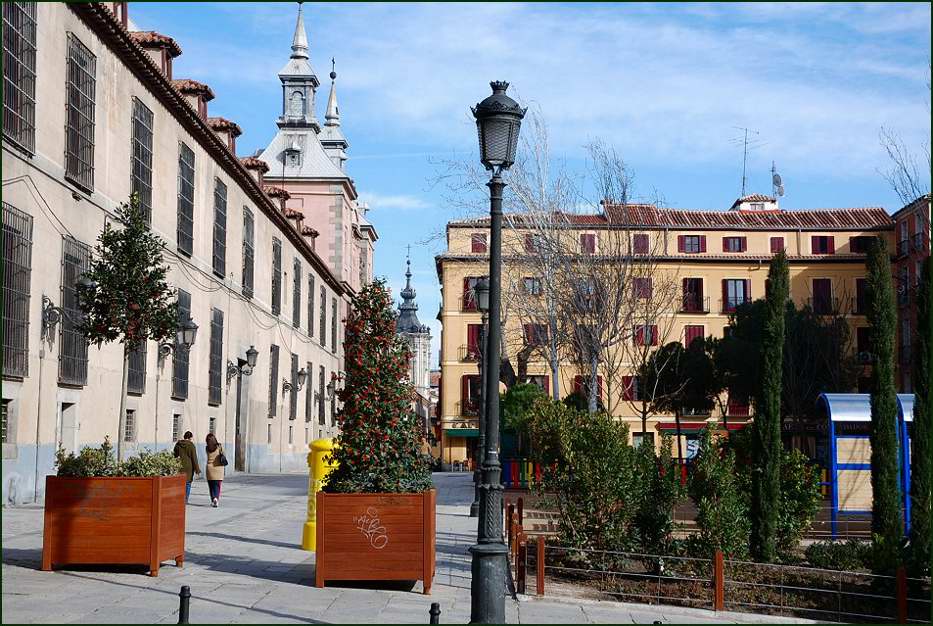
(267, 423), (272, 444)
(318, 366), (326, 425)
(2, 2), (37, 153)
(64, 34), (96, 190)
(331, 298), (338, 353)
(2, 202), (33, 378)
(292, 259), (301, 328)
(307, 275), (315, 337)
(242, 208), (254, 298)
(319, 287), (327, 346)
(208, 308), (223, 405)
(271, 238), (282, 315)
(1, 399), (10, 443)
(127, 342), (146, 394)
(172, 414), (181, 441)
(176, 143), (195, 256)
(172, 289), (191, 399)
(305, 361), (313, 422)
(59, 238), (90, 385)
(209, 417), (216, 435)
(288, 425), (293, 445)
(330, 377), (337, 426)
(289, 353), (298, 420)
(212, 179), (227, 277)
(124, 409), (136, 442)
(130, 98), (154, 224)
(268, 344), (279, 417)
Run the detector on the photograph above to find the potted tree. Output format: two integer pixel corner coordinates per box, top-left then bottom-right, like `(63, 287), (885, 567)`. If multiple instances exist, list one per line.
(315, 280), (436, 594)
(42, 438), (186, 576)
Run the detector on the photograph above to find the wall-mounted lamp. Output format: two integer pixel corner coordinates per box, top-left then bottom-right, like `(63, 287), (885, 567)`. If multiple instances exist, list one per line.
(226, 345), (259, 382)
(41, 276), (96, 344)
(283, 367), (308, 392)
(157, 317), (199, 365)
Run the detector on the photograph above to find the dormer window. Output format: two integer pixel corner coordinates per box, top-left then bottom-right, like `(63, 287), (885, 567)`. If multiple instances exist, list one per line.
(284, 146), (301, 167)
(750, 203), (764, 211)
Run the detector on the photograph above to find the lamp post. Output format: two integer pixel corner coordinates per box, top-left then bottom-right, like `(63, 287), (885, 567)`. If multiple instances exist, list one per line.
(469, 81), (525, 624)
(470, 277), (490, 518)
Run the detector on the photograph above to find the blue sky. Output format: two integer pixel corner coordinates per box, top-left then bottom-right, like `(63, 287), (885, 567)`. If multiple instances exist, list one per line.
(129, 2), (930, 364)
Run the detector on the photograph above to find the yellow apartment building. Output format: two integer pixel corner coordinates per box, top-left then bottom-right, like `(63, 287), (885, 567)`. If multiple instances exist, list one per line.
(434, 194), (896, 468)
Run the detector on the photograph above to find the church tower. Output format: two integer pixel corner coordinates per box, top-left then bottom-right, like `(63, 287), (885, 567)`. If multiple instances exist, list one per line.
(320, 60), (349, 171)
(397, 254), (432, 401)
(276, 2), (320, 132)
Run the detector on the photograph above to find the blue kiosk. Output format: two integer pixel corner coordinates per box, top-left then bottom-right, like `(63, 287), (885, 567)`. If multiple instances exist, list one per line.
(819, 393), (915, 537)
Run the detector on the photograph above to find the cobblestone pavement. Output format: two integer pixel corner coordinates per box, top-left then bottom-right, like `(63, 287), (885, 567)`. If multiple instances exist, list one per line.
(2, 472), (813, 623)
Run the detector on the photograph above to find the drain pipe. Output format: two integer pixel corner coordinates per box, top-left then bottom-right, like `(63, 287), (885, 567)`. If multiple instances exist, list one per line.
(34, 342), (46, 503)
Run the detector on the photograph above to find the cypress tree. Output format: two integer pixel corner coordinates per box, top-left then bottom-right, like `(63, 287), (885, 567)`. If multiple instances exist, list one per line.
(866, 236), (902, 573)
(909, 256), (931, 575)
(751, 251), (788, 562)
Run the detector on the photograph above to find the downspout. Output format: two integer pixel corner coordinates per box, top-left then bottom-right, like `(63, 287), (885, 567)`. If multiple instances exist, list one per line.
(34, 343), (46, 503)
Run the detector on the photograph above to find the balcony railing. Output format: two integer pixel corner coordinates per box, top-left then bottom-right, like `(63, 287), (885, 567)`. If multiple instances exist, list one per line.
(807, 297), (840, 315)
(851, 297), (867, 316)
(459, 294), (478, 312)
(458, 399), (480, 417)
(720, 298), (751, 313)
(913, 232), (927, 253)
(458, 345), (481, 362)
(897, 238), (910, 256)
(681, 295), (710, 313)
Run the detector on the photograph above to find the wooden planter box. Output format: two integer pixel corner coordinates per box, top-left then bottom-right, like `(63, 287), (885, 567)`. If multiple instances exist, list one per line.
(41, 474), (186, 576)
(315, 489), (436, 594)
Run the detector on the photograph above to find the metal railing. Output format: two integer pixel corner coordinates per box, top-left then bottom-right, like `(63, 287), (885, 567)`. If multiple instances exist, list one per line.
(459, 295), (478, 312)
(458, 345), (481, 362)
(913, 232), (927, 253)
(851, 297), (867, 316)
(806, 297), (840, 315)
(680, 295), (710, 313)
(720, 298), (751, 313)
(898, 238), (911, 256)
(457, 400), (480, 417)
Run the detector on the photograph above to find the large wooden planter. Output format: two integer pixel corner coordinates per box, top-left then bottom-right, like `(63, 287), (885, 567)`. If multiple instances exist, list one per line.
(315, 489), (436, 594)
(41, 474), (186, 576)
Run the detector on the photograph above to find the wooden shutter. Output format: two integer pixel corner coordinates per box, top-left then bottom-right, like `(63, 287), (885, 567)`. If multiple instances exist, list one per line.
(597, 376), (603, 399)
(573, 376), (583, 394)
(542, 376), (550, 395)
(739, 237), (747, 252)
(827, 236), (835, 254)
(467, 324), (481, 354)
(699, 235), (707, 252)
(525, 234), (534, 253)
(677, 235), (685, 253)
(722, 279), (730, 312)
(811, 236), (819, 254)
(634, 234), (649, 254)
(770, 236), (783, 253)
(622, 376), (634, 401)
(461, 375), (470, 402)
(650, 325), (659, 345)
(744, 280), (751, 304)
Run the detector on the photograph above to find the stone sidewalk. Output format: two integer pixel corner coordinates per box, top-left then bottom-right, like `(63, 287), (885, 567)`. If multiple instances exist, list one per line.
(2, 472), (813, 623)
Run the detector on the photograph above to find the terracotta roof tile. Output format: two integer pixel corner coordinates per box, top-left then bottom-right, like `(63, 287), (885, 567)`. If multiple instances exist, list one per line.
(171, 78), (215, 102)
(128, 31), (182, 57)
(284, 207), (302, 219)
(263, 185), (290, 200)
(207, 116), (242, 137)
(239, 156), (269, 173)
(301, 225), (319, 237)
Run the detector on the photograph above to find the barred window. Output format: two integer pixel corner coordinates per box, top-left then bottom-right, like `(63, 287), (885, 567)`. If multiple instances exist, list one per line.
(271, 238), (282, 315)
(305, 361), (313, 422)
(172, 414), (181, 442)
(58, 238), (90, 386)
(2, 202), (33, 379)
(330, 374), (337, 426)
(1, 399), (10, 443)
(123, 409), (136, 442)
(209, 416), (216, 434)
(176, 143), (195, 256)
(130, 98), (154, 224)
(268, 344), (279, 417)
(292, 259), (302, 328)
(127, 343), (146, 395)
(242, 208), (254, 298)
(64, 34), (96, 191)
(319, 287), (327, 347)
(208, 308), (223, 406)
(172, 289), (191, 399)
(307, 275), (315, 337)
(2, 2), (37, 153)
(212, 179), (227, 278)
(331, 297), (338, 353)
(289, 353), (298, 420)
(318, 366), (326, 425)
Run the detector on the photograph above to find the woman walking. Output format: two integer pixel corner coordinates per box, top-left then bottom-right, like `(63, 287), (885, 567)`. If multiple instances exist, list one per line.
(205, 433), (226, 507)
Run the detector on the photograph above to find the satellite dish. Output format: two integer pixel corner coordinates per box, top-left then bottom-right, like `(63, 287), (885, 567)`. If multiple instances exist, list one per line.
(772, 173), (783, 187)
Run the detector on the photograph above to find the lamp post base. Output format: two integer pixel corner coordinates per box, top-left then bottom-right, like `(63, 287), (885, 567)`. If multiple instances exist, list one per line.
(469, 469), (481, 517)
(469, 542), (508, 624)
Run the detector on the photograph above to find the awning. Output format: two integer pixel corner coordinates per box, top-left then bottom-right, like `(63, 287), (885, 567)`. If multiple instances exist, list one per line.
(818, 393), (915, 423)
(444, 428), (479, 438)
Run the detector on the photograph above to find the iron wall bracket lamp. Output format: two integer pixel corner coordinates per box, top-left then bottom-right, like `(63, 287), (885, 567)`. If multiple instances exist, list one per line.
(283, 367), (308, 392)
(157, 318), (199, 366)
(226, 345), (259, 382)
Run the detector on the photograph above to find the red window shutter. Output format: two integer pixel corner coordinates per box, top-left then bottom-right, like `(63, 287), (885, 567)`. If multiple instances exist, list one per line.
(524, 234), (534, 253)
(573, 376), (583, 394)
(543, 376), (550, 395)
(744, 279), (751, 303)
(740, 237), (747, 252)
(699, 236), (707, 253)
(722, 279), (729, 311)
(811, 237), (819, 254)
(722, 237), (729, 253)
(633, 327), (643, 346)
(634, 234), (649, 254)
(682, 278), (690, 299)
(650, 325), (659, 345)
(770, 236), (783, 253)
(622, 376), (634, 401)
(685, 325), (703, 347)
(827, 236), (835, 254)
(461, 375), (469, 402)
(467, 324), (480, 354)
(471, 234), (486, 253)
(523, 324), (533, 344)
(677, 235), (685, 253)
(597, 376), (603, 399)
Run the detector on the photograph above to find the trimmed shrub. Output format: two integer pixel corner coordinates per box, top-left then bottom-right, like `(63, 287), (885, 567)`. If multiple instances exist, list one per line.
(805, 539), (872, 571)
(55, 437), (182, 478)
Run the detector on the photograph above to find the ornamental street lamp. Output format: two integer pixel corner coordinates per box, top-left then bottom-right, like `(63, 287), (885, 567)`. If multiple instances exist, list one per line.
(469, 81), (525, 625)
(157, 317), (199, 365)
(469, 277), (490, 518)
(227, 345), (260, 383)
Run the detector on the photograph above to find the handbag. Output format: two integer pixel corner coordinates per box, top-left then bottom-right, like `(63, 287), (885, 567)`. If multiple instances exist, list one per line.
(216, 448), (229, 467)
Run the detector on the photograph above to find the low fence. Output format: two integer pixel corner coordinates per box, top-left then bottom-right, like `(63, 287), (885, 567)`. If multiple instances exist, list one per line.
(503, 498), (931, 623)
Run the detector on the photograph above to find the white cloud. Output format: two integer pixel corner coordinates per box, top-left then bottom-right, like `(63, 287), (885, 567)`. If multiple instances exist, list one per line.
(358, 192), (431, 212)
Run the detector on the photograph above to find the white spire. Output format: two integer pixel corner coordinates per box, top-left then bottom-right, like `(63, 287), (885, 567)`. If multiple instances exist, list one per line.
(325, 58), (340, 127)
(290, 2), (309, 60)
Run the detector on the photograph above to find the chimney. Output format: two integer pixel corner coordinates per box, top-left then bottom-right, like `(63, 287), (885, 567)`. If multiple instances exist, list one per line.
(171, 79), (214, 120)
(239, 157), (270, 188)
(301, 225), (319, 252)
(207, 117), (242, 154)
(128, 31), (181, 80)
(110, 2), (128, 28)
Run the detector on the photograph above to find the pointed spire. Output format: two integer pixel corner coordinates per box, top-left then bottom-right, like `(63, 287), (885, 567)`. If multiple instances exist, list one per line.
(398, 246), (424, 334)
(290, 2), (309, 60)
(325, 58), (340, 127)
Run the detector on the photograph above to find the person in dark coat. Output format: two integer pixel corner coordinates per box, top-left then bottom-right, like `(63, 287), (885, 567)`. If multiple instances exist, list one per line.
(173, 431), (200, 503)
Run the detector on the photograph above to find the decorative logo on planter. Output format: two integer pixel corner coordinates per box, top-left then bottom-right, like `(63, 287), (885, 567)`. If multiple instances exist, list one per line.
(353, 507), (389, 549)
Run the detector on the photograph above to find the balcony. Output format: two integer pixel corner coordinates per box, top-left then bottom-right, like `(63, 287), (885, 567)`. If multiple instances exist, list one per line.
(913, 232), (927, 253)
(807, 297), (839, 315)
(458, 399), (480, 417)
(897, 238), (910, 256)
(458, 345), (481, 362)
(720, 298), (751, 314)
(851, 297), (867, 316)
(681, 295), (710, 314)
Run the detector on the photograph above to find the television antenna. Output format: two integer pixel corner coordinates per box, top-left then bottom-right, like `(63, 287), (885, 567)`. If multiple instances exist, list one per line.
(771, 161), (784, 198)
(729, 127), (766, 197)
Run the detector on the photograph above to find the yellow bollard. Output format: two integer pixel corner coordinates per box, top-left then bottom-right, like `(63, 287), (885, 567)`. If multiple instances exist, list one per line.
(301, 438), (338, 551)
